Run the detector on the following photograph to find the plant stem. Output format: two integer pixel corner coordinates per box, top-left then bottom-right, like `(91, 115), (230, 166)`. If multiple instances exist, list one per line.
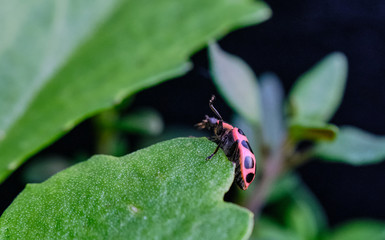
(247, 138), (294, 219)
(93, 110), (120, 154)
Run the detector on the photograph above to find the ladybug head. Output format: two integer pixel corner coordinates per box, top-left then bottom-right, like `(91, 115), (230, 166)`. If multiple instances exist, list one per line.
(195, 115), (219, 131)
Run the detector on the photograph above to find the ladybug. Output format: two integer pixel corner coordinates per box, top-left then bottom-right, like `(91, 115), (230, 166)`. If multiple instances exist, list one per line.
(196, 95), (256, 190)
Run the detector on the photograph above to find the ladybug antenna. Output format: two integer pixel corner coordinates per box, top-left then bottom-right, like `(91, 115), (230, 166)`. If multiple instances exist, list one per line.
(209, 95), (223, 120)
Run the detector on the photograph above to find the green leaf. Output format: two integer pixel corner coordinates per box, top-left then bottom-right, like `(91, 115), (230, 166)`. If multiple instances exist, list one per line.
(22, 155), (71, 183)
(0, 0), (271, 183)
(325, 220), (385, 240)
(0, 138), (253, 240)
(138, 126), (206, 149)
(288, 52), (348, 122)
(284, 184), (328, 240)
(209, 42), (267, 126)
(289, 119), (338, 141)
(267, 173), (301, 204)
(260, 72), (285, 151)
(250, 217), (302, 240)
(118, 108), (164, 136)
(315, 126), (385, 165)
(259, 174), (327, 240)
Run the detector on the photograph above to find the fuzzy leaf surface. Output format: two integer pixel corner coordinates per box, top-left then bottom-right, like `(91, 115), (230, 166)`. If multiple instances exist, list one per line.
(0, 138), (253, 240)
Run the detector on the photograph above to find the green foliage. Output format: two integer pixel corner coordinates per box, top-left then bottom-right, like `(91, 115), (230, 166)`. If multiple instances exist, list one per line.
(2, 1), (384, 239)
(209, 42), (263, 127)
(259, 72), (285, 151)
(285, 52), (348, 142)
(324, 220), (385, 240)
(210, 44), (385, 166)
(267, 174), (300, 204)
(251, 218), (302, 240)
(288, 119), (338, 141)
(315, 126), (385, 165)
(283, 186), (327, 240)
(0, 0), (271, 183)
(251, 175), (328, 240)
(265, 174), (327, 240)
(210, 45), (385, 240)
(288, 53), (348, 122)
(117, 108), (164, 136)
(0, 138), (253, 240)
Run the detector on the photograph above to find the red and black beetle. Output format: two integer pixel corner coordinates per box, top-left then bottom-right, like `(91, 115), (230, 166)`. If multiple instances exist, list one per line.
(196, 95), (256, 190)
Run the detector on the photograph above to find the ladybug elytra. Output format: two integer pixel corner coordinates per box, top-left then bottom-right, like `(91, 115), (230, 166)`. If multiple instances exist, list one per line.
(196, 95), (256, 190)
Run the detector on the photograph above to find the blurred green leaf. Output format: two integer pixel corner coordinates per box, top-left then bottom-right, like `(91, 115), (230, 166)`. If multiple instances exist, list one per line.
(209, 42), (267, 126)
(324, 220), (385, 240)
(0, 0), (271, 183)
(0, 138), (253, 239)
(259, 174), (327, 240)
(118, 108), (164, 136)
(288, 52), (348, 122)
(284, 180), (327, 240)
(251, 217), (302, 240)
(22, 155), (71, 183)
(260, 72), (285, 151)
(138, 125), (205, 149)
(267, 173), (301, 204)
(289, 119), (338, 141)
(315, 126), (385, 165)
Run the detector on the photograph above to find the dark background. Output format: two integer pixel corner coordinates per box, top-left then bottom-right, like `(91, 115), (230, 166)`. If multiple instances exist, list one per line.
(2, 0), (385, 226)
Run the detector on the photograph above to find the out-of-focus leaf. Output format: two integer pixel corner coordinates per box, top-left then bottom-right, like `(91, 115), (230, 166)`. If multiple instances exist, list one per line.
(0, 0), (271, 183)
(324, 220), (385, 240)
(260, 72), (285, 151)
(250, 217), (302, 240)
(22, 155), (71, 183)
(284, 180), (327, 240)
(209, 42), (267, 126)
(288, 52), (348, 122)
(267, 173), (300, 204)
(315, 126), (385, 165)
(289, 119), (338, 141)
(0, 138), (253, 240)
(139, 125), (206, 149)
(118, 108), (164, 136)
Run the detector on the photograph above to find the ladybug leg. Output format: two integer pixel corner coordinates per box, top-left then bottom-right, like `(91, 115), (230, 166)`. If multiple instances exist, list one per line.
(206, 144), (221, 160)
(206, 131), (228, 160)
(207, 136), (218, 142)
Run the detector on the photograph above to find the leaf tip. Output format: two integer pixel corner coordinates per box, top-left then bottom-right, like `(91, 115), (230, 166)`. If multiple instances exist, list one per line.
(328, 51), (348, 71)
(237, 1), (272, 27)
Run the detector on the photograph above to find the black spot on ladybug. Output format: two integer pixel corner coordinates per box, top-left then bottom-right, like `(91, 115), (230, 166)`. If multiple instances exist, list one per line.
(238, 128), (245, 135)
(246, 173), (254, 183)
(244, 156), (254, 169)
(241, 140), (254, 154)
